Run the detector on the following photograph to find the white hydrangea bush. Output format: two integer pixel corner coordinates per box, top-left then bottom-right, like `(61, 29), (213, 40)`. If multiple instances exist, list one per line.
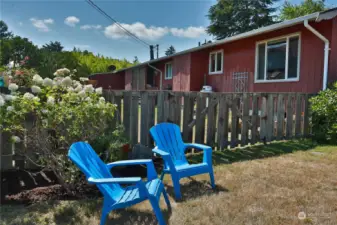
(0, 69), (116, 190)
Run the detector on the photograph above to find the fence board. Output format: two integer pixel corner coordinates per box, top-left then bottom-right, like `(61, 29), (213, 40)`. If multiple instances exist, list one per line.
(303, 95), (310, 137)
(266, 94), (274, 142)
(130, 94), (139, 145)
(260, 96), (267, 142)
(182, 93), (194, 143)
(195, 93), (206, 144)
(157, 92), (165, 124)
(251, 94), (258, 144)
(295, 94), (302, 137)
(0, 131), (12, 170)
(147, 94), (156, 147)
(206, 95), (218, 147)
(286, 94), (294, 138)
(231, 95), (239, 148)
(123, 92), (131, 138)
(276, 94), (285, 140)
(241, 93), (249, 146)
(140, 92), (149, 146)
(217, 95), (230, 150)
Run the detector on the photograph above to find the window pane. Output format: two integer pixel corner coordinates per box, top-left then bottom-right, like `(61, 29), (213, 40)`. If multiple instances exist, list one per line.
(257, 44), (265, 80)
(210, 53), (216, 72)
(216, 52), (222, 71)
(288, 36), (299, 78)
(169, 64), (172, 78)
(267, 39), (286, 80)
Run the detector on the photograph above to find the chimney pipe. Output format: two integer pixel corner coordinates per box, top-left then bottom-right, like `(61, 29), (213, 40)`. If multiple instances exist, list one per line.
(150, 45), (154, 60)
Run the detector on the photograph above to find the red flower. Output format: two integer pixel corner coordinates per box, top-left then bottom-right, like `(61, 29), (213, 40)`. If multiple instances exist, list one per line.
(15, 70), (24, 75)
(24, 56), (29, 60)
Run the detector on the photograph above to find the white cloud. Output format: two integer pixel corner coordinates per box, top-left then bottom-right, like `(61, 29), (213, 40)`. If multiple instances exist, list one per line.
(30, 18), (54, 32)
(80, 24), (102, 30)
(64, 16), (80, 27)
(104, 22), (169, 40)
(104, 22), (206, 40)
(74, 44), (91, 49)
(170, 26), (206, 38)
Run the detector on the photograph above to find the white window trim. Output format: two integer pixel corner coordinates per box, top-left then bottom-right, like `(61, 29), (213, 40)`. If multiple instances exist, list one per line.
(254, 32), (301, 83)
(209, 50), (224, 75)
(165, 62), (173, 80)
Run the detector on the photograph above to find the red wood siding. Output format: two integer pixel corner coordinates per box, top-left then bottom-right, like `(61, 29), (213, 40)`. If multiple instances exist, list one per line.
(329, 17), (337, 84)
(125, 70), (132, 90)
(90, 72), (125, 90)
(191, 20), (333, 93)
(153, 59), (174, 90)
(172, 53), (191, 91)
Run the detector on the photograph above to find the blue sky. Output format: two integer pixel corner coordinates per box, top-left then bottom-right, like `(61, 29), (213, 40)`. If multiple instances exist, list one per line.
(1, 0), (336, 62)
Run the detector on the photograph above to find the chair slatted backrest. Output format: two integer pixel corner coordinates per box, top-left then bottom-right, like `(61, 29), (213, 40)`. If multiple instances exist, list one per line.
(150, 123), (187, 163)
(68, 142), (123, 201)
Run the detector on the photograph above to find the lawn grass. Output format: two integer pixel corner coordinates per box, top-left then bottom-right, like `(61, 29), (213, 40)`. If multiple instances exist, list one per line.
(1, 140), (337, 225)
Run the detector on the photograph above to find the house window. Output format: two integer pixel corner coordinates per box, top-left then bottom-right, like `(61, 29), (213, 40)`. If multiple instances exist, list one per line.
(209, 50), (223, 74)
(255, 34), (300, 82)
(165, 63), (173, 80)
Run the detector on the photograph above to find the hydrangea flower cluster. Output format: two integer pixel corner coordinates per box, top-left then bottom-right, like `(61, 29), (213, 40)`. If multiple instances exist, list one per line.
(0, 68), (116, 143)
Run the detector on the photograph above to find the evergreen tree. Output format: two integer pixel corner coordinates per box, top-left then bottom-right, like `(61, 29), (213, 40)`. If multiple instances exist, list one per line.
(133, 56), (139, 64)
(42, 41), (64, 52)
(280, 0), (327, 21)
(165, 46), (176, 56)
(207, 0), (278, 39)
(0, 20), (13, 39)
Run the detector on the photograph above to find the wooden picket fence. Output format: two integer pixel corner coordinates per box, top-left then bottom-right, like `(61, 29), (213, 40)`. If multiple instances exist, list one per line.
(103, 90), (311, 150)
(0, 89), (311, 171)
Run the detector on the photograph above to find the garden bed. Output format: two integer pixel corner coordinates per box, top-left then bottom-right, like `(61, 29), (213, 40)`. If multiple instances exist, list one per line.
(1, 158), (163, 205)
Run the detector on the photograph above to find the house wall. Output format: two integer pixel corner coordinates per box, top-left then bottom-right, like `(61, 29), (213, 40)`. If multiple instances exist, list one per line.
(89, 72), (125, 90)
(329, 16), (337, 84)
(152, 53), (191, 91)
(125, 70), (132, 90)
(191, 20), (333, 93)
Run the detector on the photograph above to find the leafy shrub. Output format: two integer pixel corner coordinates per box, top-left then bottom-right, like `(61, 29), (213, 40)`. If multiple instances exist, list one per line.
(0, 66), (120, 191)
(90, 124), (130, 163)
(310, 82), (337, 144)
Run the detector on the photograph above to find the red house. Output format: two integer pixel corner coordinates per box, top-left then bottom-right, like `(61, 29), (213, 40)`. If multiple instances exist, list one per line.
(112, 9), (337, 93)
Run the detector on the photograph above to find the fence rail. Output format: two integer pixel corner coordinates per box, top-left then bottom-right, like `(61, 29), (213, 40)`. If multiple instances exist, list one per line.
(0, 89), (311, 171)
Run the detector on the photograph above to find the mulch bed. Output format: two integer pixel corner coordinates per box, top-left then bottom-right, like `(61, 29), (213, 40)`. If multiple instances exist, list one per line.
(1, 159), (163, 205)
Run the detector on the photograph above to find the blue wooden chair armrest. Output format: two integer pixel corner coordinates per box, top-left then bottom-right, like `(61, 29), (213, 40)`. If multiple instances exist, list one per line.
(107, 159), (157, 180)
(153, 148), (177, 173)
(88, 177), (142, 184)
(185, 143), (212, 164)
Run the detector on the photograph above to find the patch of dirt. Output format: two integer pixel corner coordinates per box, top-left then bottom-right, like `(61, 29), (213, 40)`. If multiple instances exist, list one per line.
(6, 183), (100, 204)
(1, 160), (163, 205)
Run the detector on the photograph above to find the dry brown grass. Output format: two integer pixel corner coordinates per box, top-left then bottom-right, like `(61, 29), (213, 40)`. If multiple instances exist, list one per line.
(1, 141), (337, 225)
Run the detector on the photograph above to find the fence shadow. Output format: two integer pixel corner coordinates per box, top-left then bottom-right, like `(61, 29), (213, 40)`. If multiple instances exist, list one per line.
(188, 139), (316, 166)
(165, 177), (229, 202)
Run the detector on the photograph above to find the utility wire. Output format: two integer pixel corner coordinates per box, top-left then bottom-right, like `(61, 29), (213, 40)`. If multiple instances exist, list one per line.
(85, 0), (150, 48)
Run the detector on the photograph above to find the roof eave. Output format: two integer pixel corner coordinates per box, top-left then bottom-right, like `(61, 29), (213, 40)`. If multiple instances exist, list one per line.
(114, 11), (324, 73)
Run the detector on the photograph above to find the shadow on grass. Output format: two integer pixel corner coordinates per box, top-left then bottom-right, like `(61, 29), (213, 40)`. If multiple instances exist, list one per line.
(165, 177), (229, 202)
(188, 139), (316, 166)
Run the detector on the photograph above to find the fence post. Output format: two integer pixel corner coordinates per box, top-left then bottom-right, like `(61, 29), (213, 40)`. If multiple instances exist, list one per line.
(182, 92), (194, 143)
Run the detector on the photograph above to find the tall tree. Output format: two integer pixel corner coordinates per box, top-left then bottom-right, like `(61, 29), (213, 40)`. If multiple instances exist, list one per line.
(0, 20), (13, 39)
(279, 0), (327, 21)
(133, 56), (139, 64)
(42, 41), (64, 52)
(165, 46), (176, 56)
(207, 0), (278, 40)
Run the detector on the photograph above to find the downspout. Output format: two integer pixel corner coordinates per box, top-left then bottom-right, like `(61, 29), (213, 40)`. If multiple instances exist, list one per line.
(148, 64), (163, 90)
(304, 19), (330, 90)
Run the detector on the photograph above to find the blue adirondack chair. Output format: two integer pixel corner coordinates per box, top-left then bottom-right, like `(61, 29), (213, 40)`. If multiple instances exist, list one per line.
(150, 123), (215, 200)
(68, 142), (171, 225)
